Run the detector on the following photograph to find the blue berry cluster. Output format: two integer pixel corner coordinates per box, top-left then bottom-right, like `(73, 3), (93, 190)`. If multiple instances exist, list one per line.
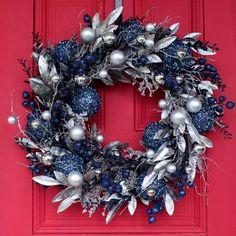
(100, 174), (123, 193)
(146, 201), (165, 223)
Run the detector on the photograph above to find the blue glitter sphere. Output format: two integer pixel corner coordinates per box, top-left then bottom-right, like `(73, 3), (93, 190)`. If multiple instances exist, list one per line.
(53, 40), (78, 64)
(162, 40), (194, 72)
(164, 74), (179, 93)
(142, 122), (167, 151)
(191, 106), (215, 132)
(70, 86), (101, 117)
(54, 153), (84, 176)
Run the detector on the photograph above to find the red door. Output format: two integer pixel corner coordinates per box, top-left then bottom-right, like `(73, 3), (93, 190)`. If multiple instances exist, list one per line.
(0, 0), (236, 235)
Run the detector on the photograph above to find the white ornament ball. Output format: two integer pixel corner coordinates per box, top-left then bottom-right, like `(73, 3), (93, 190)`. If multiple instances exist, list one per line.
(170, 109), (186, 125)
(136, 35), (146, 44)
(176, 76), (184, 84)
(185, 166), (192, 174)
(186, 97), (202, 113)
(166, 164), (177, 173)
(69, 126), (85, 141)
(41, 153), (54, 166)
(158, 99), (168, 109)
(80, 27), (96, 42)
(145, 23), (155, 32)
(145, 38), (155, 48)
(193, 144), (206, 154)
(75, 76), (86, 85)
(99, 69), (108, 79)
(42, 110), (51, 120)
(103, 32), (116, 45)
(67, 171), (84, 187)
(146, 149), (155, 158)
(110, 50), (126, 66)
(95, 134), (104, 143)
(31, 119), (40, 129)
(7, 115), (18, 125)
(146, 188), (156, 197)
(51, 74), (61, 83)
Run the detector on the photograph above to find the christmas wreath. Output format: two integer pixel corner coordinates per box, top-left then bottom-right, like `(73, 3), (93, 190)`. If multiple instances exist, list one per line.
(8, 7), (234, 224)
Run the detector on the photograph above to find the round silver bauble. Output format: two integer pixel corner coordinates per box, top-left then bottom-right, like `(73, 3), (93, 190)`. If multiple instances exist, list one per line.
(67, 171), (84, 187)
(80, 27), (96, 42)
(41, 110), (51, 120)
(103, 32), (116, 45)
(146, 188), (156, 197)
(31, 119), (40, 129)
(95, 134), (104, 143)
(51, 74), (61, 83)
(75, 75), (86, 85)
(186, 97), (202, 113)
(176, 76), (184, 84)
(98, 69), (108, 79)
(158, 99), (168, 109)
(145, 23), (155, 32)
(193, 144), (206, 154)
(110, 50), (126, 66)
(69, 126), (85, 141)
(112, 150), (121, 157)
(170, 109), (186, 125)
(177, 49), (186, 59)
(145, 38), (155, 48)
(146, 149), (155, 158)
(166, 164), (177, 173)
(41, 153), (54, 166)
(7, 115), (18, 125)
(185, 166), (192, 174)
(136, 35), (146, 44)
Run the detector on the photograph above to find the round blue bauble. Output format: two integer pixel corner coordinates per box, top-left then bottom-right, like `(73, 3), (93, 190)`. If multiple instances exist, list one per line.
(191, 106), (215, 132)
(70, 86), (101, 117)
(53, 40), (78, 64)
(54, 153), (84, 176)
(142, 122), (167, 151)
(164, 74), (179, 93)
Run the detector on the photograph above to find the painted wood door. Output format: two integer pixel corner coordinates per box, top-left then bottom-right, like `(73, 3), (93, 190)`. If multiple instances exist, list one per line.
(0, 0), (236, 235)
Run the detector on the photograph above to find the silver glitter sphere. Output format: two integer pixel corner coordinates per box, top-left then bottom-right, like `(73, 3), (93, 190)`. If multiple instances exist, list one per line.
(31, 119), (40, 129)
(145, 38), (155, 48)
(80, 27), (96, 42)
(40, 153), (55, 166)
(42, 110), (51, 120)
(170, 109), (186, 125)
(99, 69), (108, 79)
(176, 76), (184, 84)
(146, 149), (155, 158)
(75, 75), (86, 85)
(166, 164), (177, 173)
(67, 171), (84, 187)
(103, 32), (116, 45)
(185, 166), (192, 174)
(7, 115), (18, 125)
(95, 134), (104, 143)
(136, 35), (146, 44)
(51, 74), (61, 83)
(69, 126), (85, 141)
(177, 49), (186, 59)
(193, 144), (206, 154)
(110, 50), (126, 66)
(158, 99), (168, 109)
(146, 188), (156, 197)
(145, 23), (155, 32)
(186, 97), (202, 113)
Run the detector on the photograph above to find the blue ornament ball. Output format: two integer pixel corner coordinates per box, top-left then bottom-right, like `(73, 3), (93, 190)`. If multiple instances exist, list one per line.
(148, 216), (156, 224)
(191, 106), (215, 132)
(70, 86), (101, 117)
(142, 122), (167, 151)
(54, 153), (84, 176)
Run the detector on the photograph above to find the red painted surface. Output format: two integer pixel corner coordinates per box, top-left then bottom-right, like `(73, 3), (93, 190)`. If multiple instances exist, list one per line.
(0, 0), (235, 235)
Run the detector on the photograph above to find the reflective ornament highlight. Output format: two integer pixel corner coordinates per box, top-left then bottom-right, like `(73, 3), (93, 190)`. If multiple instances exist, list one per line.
(67, 171), (84, 187)
(186, 97), (202, 113)
(80, 27), (96, 42)
(170, 109), (186, 125)
(110, 50), (126, 66)
(7, 115), (18, 125)
(69, 126), (85, 141)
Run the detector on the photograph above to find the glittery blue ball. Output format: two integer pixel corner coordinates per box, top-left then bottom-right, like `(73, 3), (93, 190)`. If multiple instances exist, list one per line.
(142, 122), (167, 151)
(53, 40), (78, 64)
(191, 106), (215, 132)
(164, 74), (179, 93)
(54, 153), (84, 176)
(70, 86), (101, 117)
(162, 40), (194, 72)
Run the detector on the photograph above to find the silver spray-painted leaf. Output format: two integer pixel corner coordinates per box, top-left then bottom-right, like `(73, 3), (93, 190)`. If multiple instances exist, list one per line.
(169, 23), (179, 35)
(188, 154), (197, 182)
(152, 147), (173, 162)
(32, 175), (61, 186)
(106, 6), (123, 26)
(147, 54), (162, 63)
(106, 199), (123, 224)
(185, 118), (202, 144)
(200, 135), (213, 148)
(198, 81), (218, 93)
(15, 137), (39, 149)
(106, 24), (118, 32)
(38, 55), (49, 79)
(157, 168), (166, 180)
(57, 196), (75, 213)
(128, 195), (137, 216)
(95, 21), (107, 36)
(177, 135), (186, 152)
(50, 146), (68, 156)
(142, 170), (158, 189)
(140, 198), (149, 206)
(92, 12), (100, 29)
(165, 192), (175, 216)
(153, 159), (171, 172)
(191, 46), (216, 55)
(155, 36), (177, 51)
(29, 78), (52, 98)
(124, 69), (142, 78)
(52, 186), (74, 202)
(184, 32), (201, 39)
(54, 171), (67, 184)
(178, 123), (186, 134)
(105, 193), (122, 202)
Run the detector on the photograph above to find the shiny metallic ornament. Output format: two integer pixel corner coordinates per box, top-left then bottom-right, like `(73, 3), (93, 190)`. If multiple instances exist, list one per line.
(145, 23), (156, 32)
(41, 110), (51, 120)
(67, 171), (84, 187)
(80, 27), (96, 42)
(145, 38), (155, 48)
(75, 75), (86, 85)
(110, 50), (126, 66)
(146, 188), (156, 197)
(155, 73), (164, 84)
(112, 150), (121, 157)
(177, 49), (186, 59)
(51, 74), (61, 83)
(193, 144), (206, 154)
(69, 126), (85, 141)
(158, 99), (168, 109)
(185, 166), (192, 174)
(136, 35), (146, 44)
(146, 149), (155, 158)
(7, 115), (18, 125)
(41, 152), (55, 166)
(99, 69), (108, 79)
(186, 97), (202, 113)
(31, 119), (40, 129)
(166, 164), (177, 173)
(103, 32), (116, 45)
(95, 134), (104, 143)
(170, 109), (186, 125)
(176, 76), (184, 84)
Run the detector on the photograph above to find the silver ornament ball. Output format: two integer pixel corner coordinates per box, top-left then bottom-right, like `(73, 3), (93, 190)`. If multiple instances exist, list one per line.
(193, 144), (206, 154)
(186, 97), (202, 113)
(145, 23), (155, 32)
(41, 153), (54, 166)
(31, 119), (40, 129)
(146, 149), (155, 158)
(80, 27), (96, 42)
(136, 35), (146, 44)
(158, 99), (168, 109)
(69, 126), (85, 141)
(103, 32), (116, 45)
(177, 49), (186, 59)
(146, 188), (156, 197)
(170, 109), (186, 125)
(42, 110), (51, 120)
(51, 74), (61, 83)
(95, 134), (104, 143)
(7, 115), (18, 125)
(99, 69), (108, 79)
(67, 171), (84, 187)
(185, 166), (192, 174)
(166, 164), (177, 173)
(145, 38), (155, 48)
(176, 76), (184, 84)
(110, 50), (126, 66)
(75, 75), (86, 85)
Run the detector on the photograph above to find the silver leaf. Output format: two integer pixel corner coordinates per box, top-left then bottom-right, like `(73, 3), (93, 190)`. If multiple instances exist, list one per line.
(15, 137), (39, 149)
(52, 186), (74, 202)
(178, 123), (186, 134)
(198, 81), (218, 91)
(191, 46), (216, 55)
(157, 168), (166, 180)
(197, 157), (203, 171)
(177, 135), (186, 152)
(106, 200), (123, 224)
(95, 21), (107, 36)
(155, 36), (177, 51)
(29, 78), (52, 99)
(106, 24), (118, 32)
(128, 195), (137, 216)
(50, 146), (68, 156)
(57, 196), (75, 213)
(152, 147), (173, 162)
(153, 159), (171, 172)
(105, 193), (122, 202)
(185, 118), (202, 144)
(142, 171), (158, 189)
(200, 135), (213, 148)
(124, 69), (142, 78)
(161, 109), (169, 120)
(138, 66), (150, 74)
(54, 171), (67, 184)
(92, 12), (100, 29)
(165, 192), (175, 216)
(169, 23), (179, 35)
(32, 175), (61, 186)
(184, 32), (201, 39)
(120, 181), (131, 196)
(106, 6), (123, 26)
(188, 154), (197, 182)
(147, 54), (162, 63)
(38, 55), (49, 80)
(92, 37), (103, 51)
(140, 198), (149, 206)
(101, 75), (114, 86)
